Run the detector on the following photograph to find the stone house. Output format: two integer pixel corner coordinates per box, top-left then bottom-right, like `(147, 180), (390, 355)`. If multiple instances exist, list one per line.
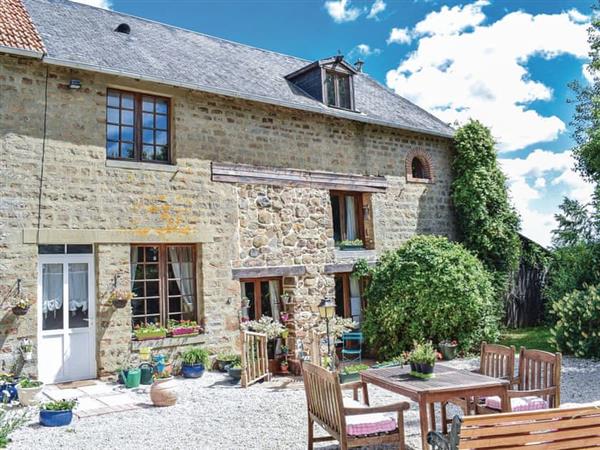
(0, 0), (456, 383)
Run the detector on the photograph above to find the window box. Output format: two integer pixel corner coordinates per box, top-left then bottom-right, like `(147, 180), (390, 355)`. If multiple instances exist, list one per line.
(134, 329), (167, 341)
(338, 240), (365, 251)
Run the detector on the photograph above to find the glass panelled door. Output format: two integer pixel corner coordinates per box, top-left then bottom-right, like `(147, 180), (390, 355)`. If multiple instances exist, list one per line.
(38, 254), (96, 383)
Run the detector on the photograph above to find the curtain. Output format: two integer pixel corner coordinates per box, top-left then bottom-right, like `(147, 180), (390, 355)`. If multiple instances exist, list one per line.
(169, 247), (194, 313)
(345, 196), (357, 240)
(68, 263), (88, 312)
(240, 282), (249, 320)
(42, 263), (63, 317)
(268, 280), (281, 322)
(130, 246), (138, 289)
(349, 277), (362, 324)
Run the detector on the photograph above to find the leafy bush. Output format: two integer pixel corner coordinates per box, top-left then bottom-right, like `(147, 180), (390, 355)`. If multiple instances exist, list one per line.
(181, 347), (210, 366)
(18, 378), (42, 388)
(41, 399), (77, 411)
(550, 284), (600, 358)
(0, 409), (28, 448)
(363, 235), (499, 358)
(408, 341), (437, 365)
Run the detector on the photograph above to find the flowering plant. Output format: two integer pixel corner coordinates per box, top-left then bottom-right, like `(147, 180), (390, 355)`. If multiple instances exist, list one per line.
(108, 288), (136, 305)
(12, 296), (32, 310)
(241, 316), (286, 340)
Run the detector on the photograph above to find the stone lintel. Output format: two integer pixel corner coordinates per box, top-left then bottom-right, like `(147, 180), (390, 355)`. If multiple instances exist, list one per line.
(232, 265), (306, 279)
(23, 228), (213, 244)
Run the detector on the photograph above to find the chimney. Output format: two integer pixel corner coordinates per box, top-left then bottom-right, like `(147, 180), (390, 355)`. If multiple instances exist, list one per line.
(354, 59), (364, 72)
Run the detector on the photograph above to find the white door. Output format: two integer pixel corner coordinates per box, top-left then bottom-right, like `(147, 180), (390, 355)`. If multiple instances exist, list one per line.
(38, 254), (96, 384)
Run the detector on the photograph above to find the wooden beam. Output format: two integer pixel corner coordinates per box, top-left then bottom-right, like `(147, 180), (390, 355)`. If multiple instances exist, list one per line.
(324, 260), (377, 274)
(232, 265), (306, 279)
(212, 162), (387, 193)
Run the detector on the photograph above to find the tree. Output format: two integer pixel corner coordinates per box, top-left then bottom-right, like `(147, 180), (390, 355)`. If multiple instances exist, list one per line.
(362, 235), (499, 358)
(552, 198), (598, 247)
(451, 120), (521, 291)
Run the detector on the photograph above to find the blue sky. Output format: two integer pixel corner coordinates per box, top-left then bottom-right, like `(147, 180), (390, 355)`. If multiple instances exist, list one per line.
(81, 0), (593, 247)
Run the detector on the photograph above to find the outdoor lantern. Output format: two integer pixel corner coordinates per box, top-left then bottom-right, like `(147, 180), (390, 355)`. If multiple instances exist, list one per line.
(68, 79), (82, 90)
(318, 297), (335, 319)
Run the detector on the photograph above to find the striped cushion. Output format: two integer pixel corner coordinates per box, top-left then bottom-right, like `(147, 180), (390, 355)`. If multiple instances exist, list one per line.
(343, 398), (398, 437)
(485, 395), (548, 412)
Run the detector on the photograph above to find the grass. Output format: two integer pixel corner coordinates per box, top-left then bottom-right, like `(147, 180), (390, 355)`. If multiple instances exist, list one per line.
(497, 326), (555, 353)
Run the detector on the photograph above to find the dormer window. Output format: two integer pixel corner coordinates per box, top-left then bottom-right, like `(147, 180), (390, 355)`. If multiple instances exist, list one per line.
(285, 55), (358, 111)
(325, 71), (352, 109)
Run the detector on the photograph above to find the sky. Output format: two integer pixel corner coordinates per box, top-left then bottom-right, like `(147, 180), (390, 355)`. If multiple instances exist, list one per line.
(75, 0), (594, 247)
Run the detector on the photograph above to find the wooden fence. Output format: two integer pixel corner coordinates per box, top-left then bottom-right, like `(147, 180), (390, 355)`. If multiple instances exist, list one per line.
(240, 330), (270, 388)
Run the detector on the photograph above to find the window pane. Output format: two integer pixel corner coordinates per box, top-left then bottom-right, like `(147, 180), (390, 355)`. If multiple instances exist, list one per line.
(143, 112), (154, 128)
(38, 244), (65, 254)
(325, 72), (336, 106)
(107, 107), (119, 124)
(169, 280), (181, 296)
(121, 94), (134, 109)
(132, 281), (144, 297)
(335, 275), (345, 317)
(68, 263), (89, 329)
(155, 146), (168, 161)
(331, 195), (342, 242)
(338, 76), (351, 109)
(143, 129), (154, 144)
(144, 264), (159, 280)
(132, 299), (145, 316)
(155, 114), (167, 130)
(155, 130), (167, 146)
(145, 247), (159, 262)
(142, 145), (155, 160)
(147, 298), (160, 315)
(169, 297), (182, 314)
(107, 125), (119, 142)
(42, 263), (64, 331)
(121, 142), (134, 159)
(67, 244), (93, 254)
(156, 99), (168, 114)
(146, 280), (159, 297)
(142, 97), (154, 112)
(121, 109), (134, 126)
(106, 142), (118, 158)
(121, 126), (134, 142)
(107, 91), (120, 107)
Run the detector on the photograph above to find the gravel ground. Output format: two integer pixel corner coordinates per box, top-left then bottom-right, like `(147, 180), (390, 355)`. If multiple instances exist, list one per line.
(8, 357), (600, 450)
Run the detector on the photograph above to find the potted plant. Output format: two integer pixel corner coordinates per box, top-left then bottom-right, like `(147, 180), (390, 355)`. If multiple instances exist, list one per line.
(20, 339), (33, 362)
(241, 316), (286, 359)
(408, 341), (437, 379)
(150, 373), (177, 407)
(339, 364), (369, 383)
(439, 339), (459, 360)
(133, 323), (167, 341)
(279, 359), (289, 374)
(215, 353), (238, 372)
(180, 347), (209, 378)
(372, 355), (405, 369)
(11, 296), (32, 316)
(168, 319), (202, 337)
(17, 378), (43, 406)
(108, 288), (136, 309)
(39, 399), (77, 427)
(226, 356), (242, 382)
(0, 373), (18, 403)
(338, 239), (364, 250)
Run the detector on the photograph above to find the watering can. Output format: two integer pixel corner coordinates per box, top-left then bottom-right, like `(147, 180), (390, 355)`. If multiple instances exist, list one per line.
(139, 363), (154, 385)
(120, 368), (141, 388)
(153, 354), (166, 375)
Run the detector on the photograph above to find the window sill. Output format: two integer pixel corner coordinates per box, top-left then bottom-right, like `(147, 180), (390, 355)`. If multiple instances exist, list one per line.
(130, 334), (206, 350)
(334, 248), (377, 261)
(106, 159), (178, 173)
(406, 176), (433, 184)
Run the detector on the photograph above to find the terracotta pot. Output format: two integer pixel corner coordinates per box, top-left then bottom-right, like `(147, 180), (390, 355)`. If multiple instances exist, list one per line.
(150, 377), (177, 407)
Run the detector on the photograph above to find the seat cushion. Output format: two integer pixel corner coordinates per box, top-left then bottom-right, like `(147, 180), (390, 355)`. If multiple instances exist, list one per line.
(485, 395), (549, 412)
(343, 398), (398, 436)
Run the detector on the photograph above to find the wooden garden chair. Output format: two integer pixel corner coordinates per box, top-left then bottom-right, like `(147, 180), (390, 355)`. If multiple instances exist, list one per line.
(446, 342), (516, 415)
(477, 347), (562, 414)
(302, 362), (410, 450)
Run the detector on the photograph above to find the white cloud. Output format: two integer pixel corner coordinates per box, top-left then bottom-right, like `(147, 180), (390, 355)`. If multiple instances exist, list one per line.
(414, 0), (489, 36)
(367, 0), (386, 19)
(499, 149), (594, 246)
(325, 0), (363, 23)
(583, 63), (595, 84)
(351, 44), (381, 58)
(71, 0), (111, 8)
(386, 3), (589, 151)
(568, 8), (589, 24)
(387, 27), (412, 45)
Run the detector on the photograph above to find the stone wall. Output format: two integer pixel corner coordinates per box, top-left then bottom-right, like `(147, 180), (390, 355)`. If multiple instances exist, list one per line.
(0, 53), (456, 377)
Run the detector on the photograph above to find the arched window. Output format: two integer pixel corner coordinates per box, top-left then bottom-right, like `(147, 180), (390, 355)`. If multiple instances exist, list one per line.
(406, 151), (433, 183)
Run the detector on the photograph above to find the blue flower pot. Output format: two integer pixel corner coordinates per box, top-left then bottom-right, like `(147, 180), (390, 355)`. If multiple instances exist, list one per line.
(40, 409), (73, 427)
(181, 363), (205, 379)
(0, 382), (18, 403)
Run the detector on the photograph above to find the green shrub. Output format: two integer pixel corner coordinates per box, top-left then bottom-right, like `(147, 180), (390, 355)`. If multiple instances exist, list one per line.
(550, 284), (600, 358)
(181, 347), (210, 366)
(363, 235), (499, 358)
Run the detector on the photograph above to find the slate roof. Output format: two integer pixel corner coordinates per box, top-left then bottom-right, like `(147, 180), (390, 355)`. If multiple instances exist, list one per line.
(21, 0), (453, 138)
(0, 0), (44, 54)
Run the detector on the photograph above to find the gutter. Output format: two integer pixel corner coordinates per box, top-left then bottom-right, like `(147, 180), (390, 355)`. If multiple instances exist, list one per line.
(0, 46), (44, 59)
(42, 56), (455, 140)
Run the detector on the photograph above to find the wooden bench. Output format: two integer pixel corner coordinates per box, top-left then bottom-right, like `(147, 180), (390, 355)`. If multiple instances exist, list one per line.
(428, 406), (600, 449)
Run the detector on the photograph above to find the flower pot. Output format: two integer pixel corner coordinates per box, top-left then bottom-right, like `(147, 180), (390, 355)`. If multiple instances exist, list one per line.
(17, 384), (43, 406)
(216, 359), (233, 372)
(112, 298), (127, 308)
(439, 343), (458, 361)
(181, 363), (205, 379)
(227, 366), (242, 381)
(135, 331), (166, 341)
(12, 306), (29, 316)
(40, 409), (73, 427)
(409, 362), (417, 372)
(22, 351), (33, 362)
(338, 372), (360, 384)
(170, 328), (199, 337)
(0, 382), (18, 403)
(150, 377), (177, 407)
(339, 245), (364, 251)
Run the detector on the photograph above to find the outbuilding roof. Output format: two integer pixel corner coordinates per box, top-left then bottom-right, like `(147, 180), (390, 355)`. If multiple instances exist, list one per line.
(0, 0), (45, 55)
(19, 0), (453, 138)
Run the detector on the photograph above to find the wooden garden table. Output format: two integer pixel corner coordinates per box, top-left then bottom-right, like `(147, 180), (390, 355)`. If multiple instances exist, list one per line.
(360, 364), (510, 450)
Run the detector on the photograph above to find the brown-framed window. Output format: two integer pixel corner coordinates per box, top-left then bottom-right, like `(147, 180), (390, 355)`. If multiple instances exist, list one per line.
(324, 71), (352, 109)
(331, 191), (366, 247)
(106, 89), (171, 163)
(334, 273), (367, 324)
(240, 277), (282, 321)
(130, 244), (196, 327)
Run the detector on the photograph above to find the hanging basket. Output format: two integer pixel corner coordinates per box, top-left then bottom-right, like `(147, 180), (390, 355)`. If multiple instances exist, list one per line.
(112, 298), (128, 309)
(12, 306), (29, 316)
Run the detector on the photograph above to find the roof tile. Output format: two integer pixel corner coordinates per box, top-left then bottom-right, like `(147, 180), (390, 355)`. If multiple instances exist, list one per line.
(0, 0), (45, 53)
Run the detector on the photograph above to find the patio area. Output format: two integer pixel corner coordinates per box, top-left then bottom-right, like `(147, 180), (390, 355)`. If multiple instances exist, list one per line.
(9, 356), (600, 450)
